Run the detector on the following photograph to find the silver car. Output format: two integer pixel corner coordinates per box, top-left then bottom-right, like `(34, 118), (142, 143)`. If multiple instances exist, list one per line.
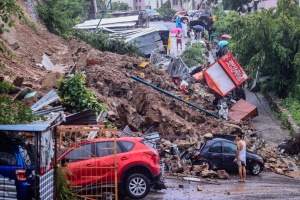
(146, 9), (161, 21)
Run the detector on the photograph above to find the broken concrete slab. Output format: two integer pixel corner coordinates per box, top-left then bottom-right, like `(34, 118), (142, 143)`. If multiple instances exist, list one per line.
(41, 53), (54, 70)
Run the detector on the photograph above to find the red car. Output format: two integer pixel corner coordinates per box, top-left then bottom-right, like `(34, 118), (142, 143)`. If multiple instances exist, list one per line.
(57, 137), (163, 199)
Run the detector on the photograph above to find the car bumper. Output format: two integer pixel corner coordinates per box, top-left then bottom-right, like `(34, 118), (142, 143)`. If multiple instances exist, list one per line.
(152, 170), (166, 190)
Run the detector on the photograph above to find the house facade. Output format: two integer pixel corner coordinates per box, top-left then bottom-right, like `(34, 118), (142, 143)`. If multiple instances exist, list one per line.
(170, 0), (205, 11)
(132, 0), (168, 10)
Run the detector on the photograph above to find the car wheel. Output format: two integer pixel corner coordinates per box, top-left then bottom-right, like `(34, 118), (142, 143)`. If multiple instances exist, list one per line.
(198, 160), (211, 169)
(125, 173), (150, 199)
(249, 162), (261, 175)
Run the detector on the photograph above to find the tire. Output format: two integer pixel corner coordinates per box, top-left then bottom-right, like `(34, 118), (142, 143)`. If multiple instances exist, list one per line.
(125, 173), (150, 199)
(198, 160), (211, 169)
(249, 162), (261, 175)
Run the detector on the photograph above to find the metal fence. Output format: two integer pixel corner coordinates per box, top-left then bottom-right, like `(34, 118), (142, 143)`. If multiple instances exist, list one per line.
(57, 126), (118, 200)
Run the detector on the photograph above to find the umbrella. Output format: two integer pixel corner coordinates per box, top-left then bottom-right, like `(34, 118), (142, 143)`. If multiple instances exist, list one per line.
(221, 34), (231, 39)
(171, 27), (183, 34)
(213, 39), (219, 44)
(180, 16), (189, 23)
(218, 40), (228, 47)
(193, 25), (204, 31)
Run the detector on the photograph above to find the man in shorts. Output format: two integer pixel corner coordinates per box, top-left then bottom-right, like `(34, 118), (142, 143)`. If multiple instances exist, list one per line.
(233, 134), (246, 182)
(176, 30), (182, 49)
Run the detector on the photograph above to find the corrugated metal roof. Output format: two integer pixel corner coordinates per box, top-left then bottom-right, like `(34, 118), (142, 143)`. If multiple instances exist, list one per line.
(30, 89), (60, 112)
(0, 112), (65, 132)
(0, 124), (50, 132)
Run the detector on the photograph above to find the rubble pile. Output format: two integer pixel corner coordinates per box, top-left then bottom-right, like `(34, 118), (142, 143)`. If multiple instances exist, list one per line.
(1, 1), (299, 179)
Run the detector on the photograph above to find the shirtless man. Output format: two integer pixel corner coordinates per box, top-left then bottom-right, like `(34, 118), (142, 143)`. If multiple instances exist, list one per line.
(233, 134), (246, 182)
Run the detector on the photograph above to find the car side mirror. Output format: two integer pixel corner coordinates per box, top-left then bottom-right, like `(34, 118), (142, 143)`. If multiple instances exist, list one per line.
(61, 157), (70, 167)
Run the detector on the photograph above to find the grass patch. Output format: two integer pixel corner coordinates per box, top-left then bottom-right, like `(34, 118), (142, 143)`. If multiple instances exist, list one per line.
(280, 98), (300, 127)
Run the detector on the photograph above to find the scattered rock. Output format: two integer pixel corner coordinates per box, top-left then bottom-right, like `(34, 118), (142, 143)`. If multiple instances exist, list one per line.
(217, 170), (229, 179)
(13, 76), (24, 87)
(197, 186), (203, 191)
(41, 73), (61, 88)
(201, 170), (217, 178)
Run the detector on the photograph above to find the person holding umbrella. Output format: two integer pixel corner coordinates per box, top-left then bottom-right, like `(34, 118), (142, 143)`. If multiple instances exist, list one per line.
(176, 16), (182, 28)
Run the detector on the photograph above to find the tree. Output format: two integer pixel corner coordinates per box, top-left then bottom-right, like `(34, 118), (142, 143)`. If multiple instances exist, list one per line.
(0, 0), (23, 32)
(37, 0), (89, 38)
(223, 0), (252, 12)
(213, 0), (300, 99)
(156, 0), (176, 16)
(111, 2), (129, 10)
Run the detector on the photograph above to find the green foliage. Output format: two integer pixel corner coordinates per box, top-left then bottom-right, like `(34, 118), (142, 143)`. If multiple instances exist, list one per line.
(56, 167), (77, 200)
(156, 0), (176, 16)
(181, 41), (208, 68)
(0, 95), (38, 124)
(0, 81), (38, 124)
(37, 0), (88, 38)
(58, 72), (107, 114)
(280, 98), (300, 126)
(223, 0), (252, 12)
(0, 81), (12, 93)
(72, 29), (141, 56)
(0, 0), (23, 31)
(213, 0), (300, 99)
(0, 40), (14, 58)
(111, 2), (130, 10)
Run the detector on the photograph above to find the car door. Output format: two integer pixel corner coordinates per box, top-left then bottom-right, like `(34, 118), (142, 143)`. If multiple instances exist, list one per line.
(95, 141), (130, 183)
(222, 141), (238, 171)
(61, 143), (96, 186)
(207, 142), (223, 169)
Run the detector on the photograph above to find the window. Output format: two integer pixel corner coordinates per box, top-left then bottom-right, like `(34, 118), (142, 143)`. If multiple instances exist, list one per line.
(157, 0), (159, 8)
(173, 0), (178, 5)
(223, 142), (237, 154)
(64, 144), (93, 162)
(139, 0), (141, 2)
(209, 142), (222, 153)
(120, 141), (135, 151)
(139, 6), (141, 10)
(96, 142), (122, 157)
(0, 149), (17, 165)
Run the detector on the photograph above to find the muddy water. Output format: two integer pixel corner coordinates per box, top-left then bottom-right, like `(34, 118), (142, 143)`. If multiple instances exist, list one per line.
(144, 173), (300, 200)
